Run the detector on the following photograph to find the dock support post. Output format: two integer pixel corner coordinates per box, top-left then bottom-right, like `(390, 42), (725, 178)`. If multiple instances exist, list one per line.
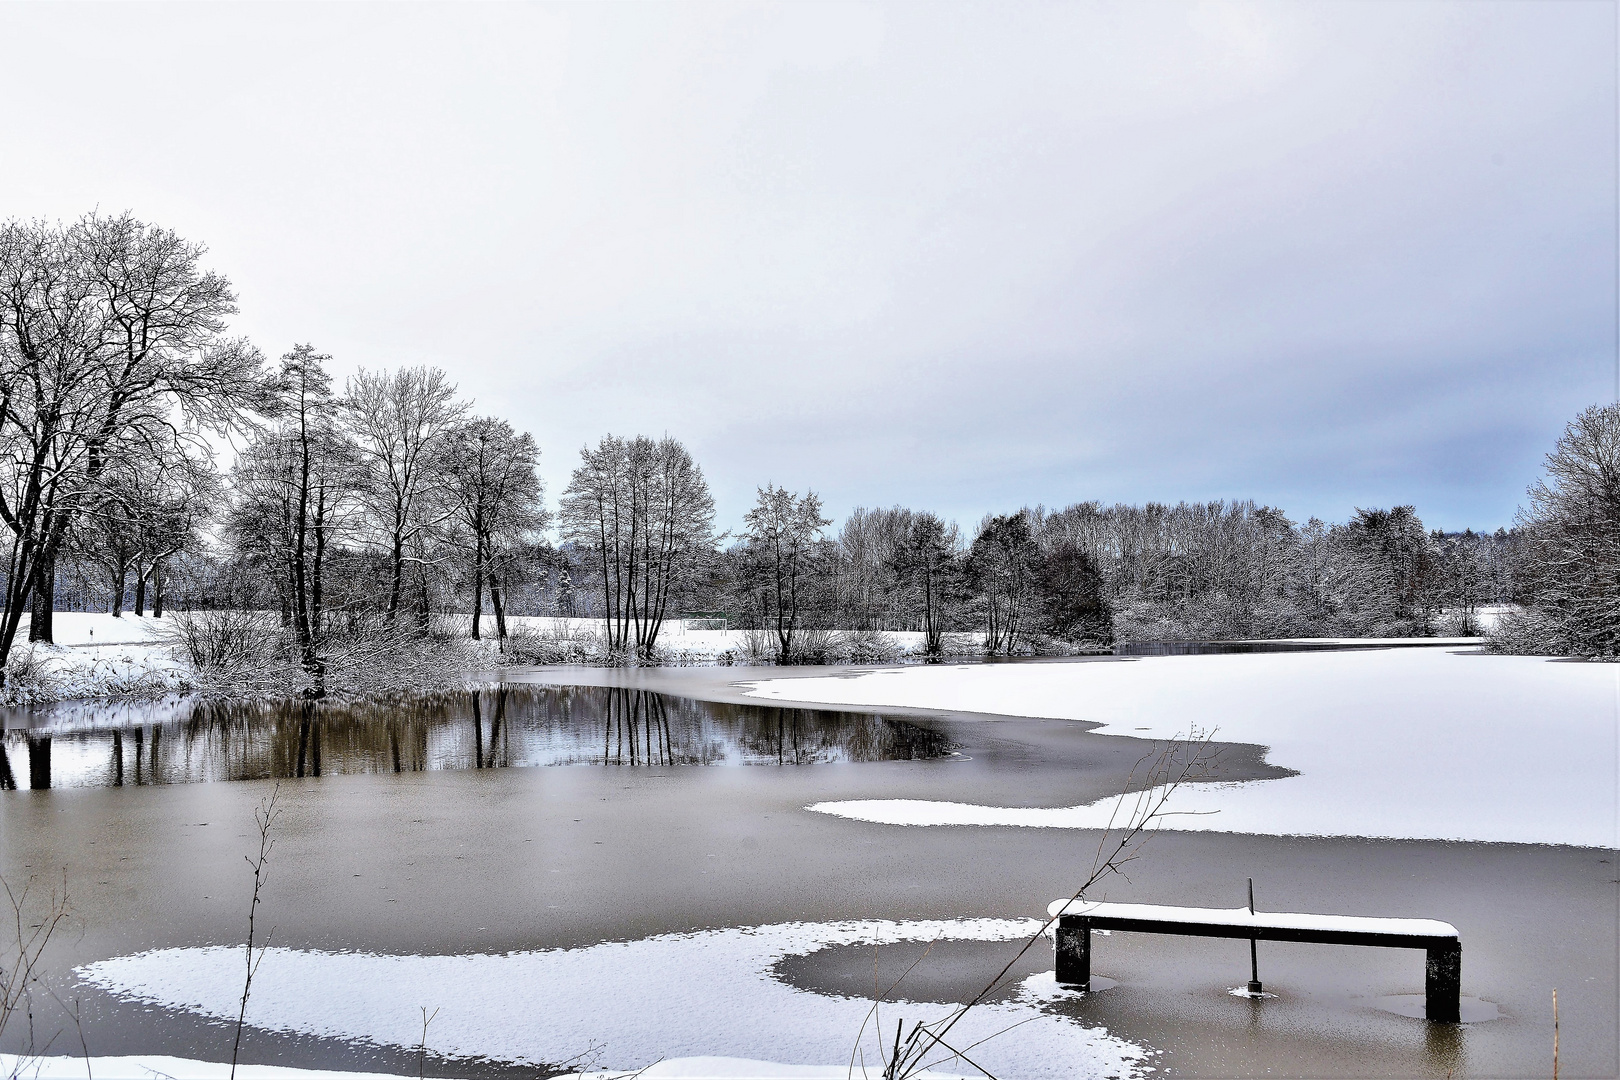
(1055, 916), (1091, 990)
(1425, 940), (1461, 1023)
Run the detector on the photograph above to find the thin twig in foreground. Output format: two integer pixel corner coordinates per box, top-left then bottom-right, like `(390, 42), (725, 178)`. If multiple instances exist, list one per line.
(231, 783), (281, 1080)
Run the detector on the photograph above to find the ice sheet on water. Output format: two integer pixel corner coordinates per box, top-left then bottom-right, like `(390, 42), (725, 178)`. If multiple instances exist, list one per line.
(78, 919), (1152, 1079)
(749, 650), (1618, 848)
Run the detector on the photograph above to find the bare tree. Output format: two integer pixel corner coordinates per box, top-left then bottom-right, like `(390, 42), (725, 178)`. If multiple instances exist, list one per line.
(345, 367), (467, 626)
(226, 346), (360, 693)
(70, 437), (218, 619)
(1493, 402), (1620, 657)
(0, 872), (71, 1071)
(967, 513), (1038, 654)
(890, 513), (961, 655)
(834, 507), (911, 631)
(743, 484), (830, 663)
(0, 212), (265, 675)
(560, 435), (716, 658)
(441, 417), (547, 641)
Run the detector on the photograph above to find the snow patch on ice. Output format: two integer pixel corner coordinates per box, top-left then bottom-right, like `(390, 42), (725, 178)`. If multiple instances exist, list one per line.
(1014, 971), (1115, 1003)
(78, 919), (1152, 1079)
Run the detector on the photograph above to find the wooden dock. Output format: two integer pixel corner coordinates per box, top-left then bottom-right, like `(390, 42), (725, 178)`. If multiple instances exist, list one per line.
(1049, 898), (1463, 1022)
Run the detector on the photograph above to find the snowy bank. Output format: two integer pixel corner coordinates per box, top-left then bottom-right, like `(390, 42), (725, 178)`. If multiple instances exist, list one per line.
(1, 1055), (977, 1080)
(741, 649), (1618, 848)
(0, 1055), (464, 1080)
(4, 613), (185, 704)
(79, 919), (1149, 1079)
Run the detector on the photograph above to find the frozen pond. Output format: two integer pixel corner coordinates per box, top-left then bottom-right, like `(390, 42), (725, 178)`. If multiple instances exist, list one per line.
(1, 656), (1615, 1078)
(744, 649), (1620, 847)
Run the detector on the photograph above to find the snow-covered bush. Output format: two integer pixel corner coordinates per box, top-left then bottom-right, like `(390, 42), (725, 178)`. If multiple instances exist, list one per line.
(739, 629), (779, 663)
(161, 610), (486, 700)
(1, 645), (187, 706)
(1439, 608), (1482, 637)
(498, 623), (602, 665)
(1486, 606), (1574, 658)
(166, 609), (283, 670)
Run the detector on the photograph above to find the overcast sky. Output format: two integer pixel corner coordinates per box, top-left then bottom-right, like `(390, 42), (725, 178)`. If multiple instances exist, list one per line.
(2, 1), (1613, 532)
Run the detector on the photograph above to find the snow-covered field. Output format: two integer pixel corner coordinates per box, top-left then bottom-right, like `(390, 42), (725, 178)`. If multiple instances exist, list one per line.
(4, 613), (185, 703)
(503, 616), (936, 662)
(78, 919), (1146, 1080)
(0, 1056), (464, 1080)
(740, 649), (1618, 848)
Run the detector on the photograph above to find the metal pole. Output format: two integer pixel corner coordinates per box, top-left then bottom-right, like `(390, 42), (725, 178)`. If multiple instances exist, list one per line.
(1247, 878), (1263, 995)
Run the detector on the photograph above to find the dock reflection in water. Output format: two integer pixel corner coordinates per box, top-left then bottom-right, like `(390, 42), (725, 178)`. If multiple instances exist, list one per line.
(0, 685), (955, 789)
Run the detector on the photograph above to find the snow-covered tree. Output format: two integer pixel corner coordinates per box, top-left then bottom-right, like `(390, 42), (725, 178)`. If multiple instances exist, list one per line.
(1492, 402), (1620, 658)
(742, 485), (830, 663)
(560, 435), (715, 659)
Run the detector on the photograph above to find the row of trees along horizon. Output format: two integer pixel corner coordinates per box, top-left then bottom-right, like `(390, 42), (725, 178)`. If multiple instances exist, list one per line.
(1, 213), (1611, 692)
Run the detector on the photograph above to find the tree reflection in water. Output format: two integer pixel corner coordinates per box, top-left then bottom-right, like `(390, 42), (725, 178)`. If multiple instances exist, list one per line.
(0, 685), (955, 788)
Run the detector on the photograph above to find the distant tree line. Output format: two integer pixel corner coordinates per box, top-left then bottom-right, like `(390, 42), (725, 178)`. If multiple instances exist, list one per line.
(0, 211), (1600, 688)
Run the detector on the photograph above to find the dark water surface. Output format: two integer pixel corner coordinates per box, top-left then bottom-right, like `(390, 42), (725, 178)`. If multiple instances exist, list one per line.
(0, 686), (955, 789)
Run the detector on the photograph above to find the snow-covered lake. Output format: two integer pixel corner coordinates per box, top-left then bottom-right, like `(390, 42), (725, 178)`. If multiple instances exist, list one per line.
(741, 649), (1619, 848)
(6, 650), (1615, 1079)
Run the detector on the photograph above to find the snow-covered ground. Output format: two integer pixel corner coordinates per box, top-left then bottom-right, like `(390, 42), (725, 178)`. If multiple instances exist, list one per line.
(1, 1056), (978, 1080)
(22, 611), (175, 646)
(739, 649), (1618, 848)
(1, 1055), (465, 1080)
(4, 613), (185, 703)
(78, 919), (1146, 1080)
(502, 616), (935, 662)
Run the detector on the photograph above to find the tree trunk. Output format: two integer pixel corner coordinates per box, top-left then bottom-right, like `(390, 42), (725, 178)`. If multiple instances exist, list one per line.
(134, 562), (147, 617)
(309, 509), (328, 696)
(152, 557), (165, 618)
(489, 575), (507, 640)
(292, 423), (317, 685)
(418, 569), (432, 634)
(471, 535), (486, 640)
(387, 528), (404, 626)
(28, 551), (55, 644)
(111, 564), (128, 617)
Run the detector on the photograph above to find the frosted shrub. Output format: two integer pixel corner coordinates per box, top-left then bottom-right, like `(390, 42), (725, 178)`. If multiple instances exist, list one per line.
(166, 610), (284, 670)
(787, 627), (838, 664)
(833, 629), (904, 663)
(1, 646), (60, 704)
(1439, 608), (1482, 637)
(499, 624), (601, 665)
(740, 629), (778, 663)
(1487, 607), (1578, 658)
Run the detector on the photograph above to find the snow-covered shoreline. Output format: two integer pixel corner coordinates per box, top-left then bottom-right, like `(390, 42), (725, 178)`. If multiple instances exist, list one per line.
(1, 1055), (980, 1080)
